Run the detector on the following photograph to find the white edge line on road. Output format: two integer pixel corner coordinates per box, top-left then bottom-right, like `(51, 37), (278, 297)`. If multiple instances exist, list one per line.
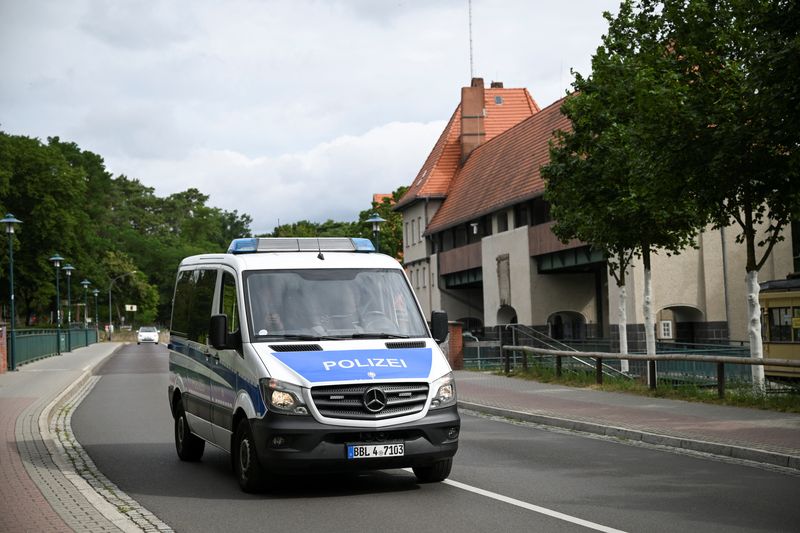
(403, 469), (626, 533)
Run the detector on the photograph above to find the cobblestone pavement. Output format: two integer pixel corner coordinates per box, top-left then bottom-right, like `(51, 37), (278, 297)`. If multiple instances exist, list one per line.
(0, 343), (166, 532)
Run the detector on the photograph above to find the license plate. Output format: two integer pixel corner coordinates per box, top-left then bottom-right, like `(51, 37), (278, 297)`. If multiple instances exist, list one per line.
(347, 443), (405, 459)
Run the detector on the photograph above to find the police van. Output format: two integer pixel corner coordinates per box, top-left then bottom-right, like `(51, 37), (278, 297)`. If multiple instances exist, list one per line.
(167, 237), (459, 492)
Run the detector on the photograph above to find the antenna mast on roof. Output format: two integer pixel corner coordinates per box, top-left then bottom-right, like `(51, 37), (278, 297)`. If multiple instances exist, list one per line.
(467, 0), (472, 79)
(468, 0), (474, 79)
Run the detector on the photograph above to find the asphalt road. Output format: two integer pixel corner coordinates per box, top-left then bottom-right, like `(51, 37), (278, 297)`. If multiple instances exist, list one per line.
(72, 344), (800, 533)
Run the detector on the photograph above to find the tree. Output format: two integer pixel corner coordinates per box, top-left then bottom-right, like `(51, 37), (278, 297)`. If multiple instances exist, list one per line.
(357, 186), (408, 259)
(655, 0), (800, 386)
(543, 0), (701, 375)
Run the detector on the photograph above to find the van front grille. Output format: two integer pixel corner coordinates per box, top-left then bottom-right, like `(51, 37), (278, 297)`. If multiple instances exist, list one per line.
(310, 383), (429, 420)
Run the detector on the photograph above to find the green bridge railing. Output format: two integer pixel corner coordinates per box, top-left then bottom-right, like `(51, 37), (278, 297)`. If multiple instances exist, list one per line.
(12, 327), (100, 366)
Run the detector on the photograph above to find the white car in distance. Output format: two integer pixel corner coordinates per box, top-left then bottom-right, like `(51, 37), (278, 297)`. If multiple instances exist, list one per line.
(137, 326), (159, 345)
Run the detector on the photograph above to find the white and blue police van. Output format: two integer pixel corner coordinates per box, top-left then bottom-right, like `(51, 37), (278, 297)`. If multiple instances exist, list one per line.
(167, 237), (459, 492)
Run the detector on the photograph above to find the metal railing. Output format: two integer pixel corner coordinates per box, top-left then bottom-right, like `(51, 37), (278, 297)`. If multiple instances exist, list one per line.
(12, 327), (99, 367)
(503, 324), (631, 379)
(503, 345), (800, 397)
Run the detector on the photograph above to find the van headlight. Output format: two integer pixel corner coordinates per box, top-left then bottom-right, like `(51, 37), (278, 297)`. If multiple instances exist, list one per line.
(429, 372), (456, 410)
(260, 378), (309, 416)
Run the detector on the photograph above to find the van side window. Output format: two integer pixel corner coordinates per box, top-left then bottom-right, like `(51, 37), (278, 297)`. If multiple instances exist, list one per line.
(187, 269), (217, 344)
(171, 270), (193, 338)
(220, 271), (239, 334)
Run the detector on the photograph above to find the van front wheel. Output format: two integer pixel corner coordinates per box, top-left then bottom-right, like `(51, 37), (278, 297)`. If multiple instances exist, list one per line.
(174, 401), (205, 461)
(412, 457), (453, 483)
(234, 420), (266, 493)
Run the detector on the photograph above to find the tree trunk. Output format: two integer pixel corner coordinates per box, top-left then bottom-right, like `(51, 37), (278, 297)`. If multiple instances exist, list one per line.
(746, 270), (765, 390)
(618, 284), (629, 373)
(642, 247), (656, 385)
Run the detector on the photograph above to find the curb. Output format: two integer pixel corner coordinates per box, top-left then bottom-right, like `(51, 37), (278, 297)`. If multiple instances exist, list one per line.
(36, 344), (148, 533)
(459, 400), (800, 472)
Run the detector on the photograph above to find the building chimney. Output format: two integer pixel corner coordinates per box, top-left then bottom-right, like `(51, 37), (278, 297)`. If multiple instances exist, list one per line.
(490, 81), (504, 88)
(461, 77), (486, 163)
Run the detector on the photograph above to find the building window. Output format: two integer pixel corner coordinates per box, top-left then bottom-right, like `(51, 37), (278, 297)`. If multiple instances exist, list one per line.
(405, 222), (409, 248)
(659, 320), (673, 339)
(514, 203), (529, 228)
(411, 219), (416, 246)
(497, 212), (508, 232)
(483, 215), (493, 236)
(418, 216), (423, 243)
(495, 96), (503, 105)
(454, 225), (467, 247)
(769, 307), (795, 342)
(422, 266), (427, 287)
(532, 197), (551, 226)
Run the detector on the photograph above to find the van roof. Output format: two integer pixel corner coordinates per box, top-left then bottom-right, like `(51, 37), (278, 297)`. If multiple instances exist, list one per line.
(228, 237), (375, 254)
(178, 238), (402, 271)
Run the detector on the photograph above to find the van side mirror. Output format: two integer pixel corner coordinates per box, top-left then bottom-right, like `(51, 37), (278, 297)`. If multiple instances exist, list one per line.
(209, 314), (228, 349)
(431, 311), (448, 344)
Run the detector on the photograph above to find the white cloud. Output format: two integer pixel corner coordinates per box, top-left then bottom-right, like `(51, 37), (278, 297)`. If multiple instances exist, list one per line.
(0, 0), (618, 231)
(109, 120), (445, 234)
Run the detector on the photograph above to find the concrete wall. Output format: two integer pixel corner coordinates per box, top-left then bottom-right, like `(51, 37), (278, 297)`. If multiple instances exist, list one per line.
(481, 224), (532, 326)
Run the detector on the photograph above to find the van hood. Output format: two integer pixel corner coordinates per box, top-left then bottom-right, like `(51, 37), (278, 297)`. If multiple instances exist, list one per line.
(253, 342), (439, 386)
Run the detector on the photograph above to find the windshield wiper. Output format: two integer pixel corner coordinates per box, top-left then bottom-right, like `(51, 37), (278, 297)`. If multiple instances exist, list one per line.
(265, 334), (340, 341)
(341, 333), (412, 339)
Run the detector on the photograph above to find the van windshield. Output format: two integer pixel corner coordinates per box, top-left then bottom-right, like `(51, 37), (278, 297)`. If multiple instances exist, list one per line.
(244, 269), (429, 340)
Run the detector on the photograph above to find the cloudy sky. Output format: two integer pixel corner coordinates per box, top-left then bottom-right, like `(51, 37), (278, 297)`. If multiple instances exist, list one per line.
(1, 0), (619, 234)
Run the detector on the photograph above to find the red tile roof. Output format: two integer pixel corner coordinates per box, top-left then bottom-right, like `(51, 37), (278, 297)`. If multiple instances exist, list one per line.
(425, 97), (570, 234)
(372, 193), (393, 205)
(395, 87), (539, 210)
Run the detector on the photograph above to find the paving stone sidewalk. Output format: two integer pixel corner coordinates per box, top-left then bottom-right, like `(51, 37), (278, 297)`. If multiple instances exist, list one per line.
(0, 342), (129, 532)
(455, 370), (800, 471)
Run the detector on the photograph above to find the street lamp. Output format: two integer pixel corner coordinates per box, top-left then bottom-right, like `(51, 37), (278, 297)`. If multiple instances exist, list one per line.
(80, 279), (91, 327)
(366, 213), (386, 254)
(108, 271), (136, 341)
(49, 253), (65, 355)
(1, 214), (21, 371)
(92, 288), (100, 333)
(62, 264), (75, 352)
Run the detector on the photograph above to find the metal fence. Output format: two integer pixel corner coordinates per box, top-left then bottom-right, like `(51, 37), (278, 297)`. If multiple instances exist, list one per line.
(501, 345), (800, 397)
(12, 327), (99, 366)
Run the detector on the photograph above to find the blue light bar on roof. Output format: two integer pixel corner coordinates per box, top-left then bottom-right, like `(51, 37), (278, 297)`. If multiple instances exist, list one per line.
(227, 237), (376, 254)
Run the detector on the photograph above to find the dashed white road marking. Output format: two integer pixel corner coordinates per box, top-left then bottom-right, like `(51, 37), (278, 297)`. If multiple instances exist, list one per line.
(405, 469), (626, 532)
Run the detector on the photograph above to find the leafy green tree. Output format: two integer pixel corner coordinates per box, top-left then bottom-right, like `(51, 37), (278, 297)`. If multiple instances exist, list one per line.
(653, 0), (800, 384)
(543, 1), (701, 369)
(358, 186), (408, 259)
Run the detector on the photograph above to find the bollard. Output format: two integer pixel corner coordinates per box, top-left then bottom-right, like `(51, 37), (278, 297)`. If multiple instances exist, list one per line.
(717, 362), (725, 399)
(596, 357), (603, 385)
(648, 361), (657, 390)
(556, 355), (562, 378)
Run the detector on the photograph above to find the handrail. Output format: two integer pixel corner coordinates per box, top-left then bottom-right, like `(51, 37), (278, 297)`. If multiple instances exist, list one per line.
(503, 324), (631, 379)
(504, 346), (800, 367)
(503, 345), (800, 398)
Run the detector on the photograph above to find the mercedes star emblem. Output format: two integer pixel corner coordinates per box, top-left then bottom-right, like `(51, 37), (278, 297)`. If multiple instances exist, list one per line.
(363, 387), (388, 413)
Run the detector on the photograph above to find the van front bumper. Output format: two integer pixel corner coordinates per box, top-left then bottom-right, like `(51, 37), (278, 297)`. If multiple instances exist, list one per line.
(250, 406), (460, 472)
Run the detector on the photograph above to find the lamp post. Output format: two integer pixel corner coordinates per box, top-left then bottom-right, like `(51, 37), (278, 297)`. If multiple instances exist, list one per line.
(1, 214), (21, 371)
(366, 213), (386, 254)
(92, 288), (100, 334)
(108, 271), (136, 341)
(62, 264), (75, 352)
(49, 253), (65, 355)
(80, 279), (91, 327)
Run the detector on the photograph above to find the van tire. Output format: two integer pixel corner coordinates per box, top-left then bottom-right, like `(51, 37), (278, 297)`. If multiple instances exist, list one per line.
(234, 420), (266, 493)
(412, 457), (453, 483)
(174, 401), (205, 461)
